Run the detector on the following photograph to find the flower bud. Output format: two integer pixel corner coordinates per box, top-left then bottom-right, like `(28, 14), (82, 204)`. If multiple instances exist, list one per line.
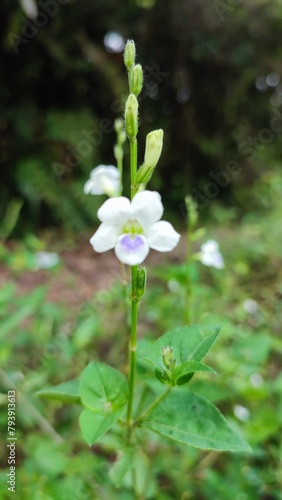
(162, 346), (175, 370)
(119, 130), (126, 144)
(136, 129), (164, 184)
(124, 40), (136, 70)
(125, 94), (138, 140)
(130, 64), (143, 96)
(185, 195), (198, 230)
(114, 144), (123, 162)
(135, 265), (147, 302)
(144, 129), (163, 167)
(114, 118), (124, 134)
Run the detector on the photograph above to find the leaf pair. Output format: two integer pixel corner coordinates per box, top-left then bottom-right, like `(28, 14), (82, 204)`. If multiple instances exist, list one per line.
(37, 362), (129, 446)
(37, 325), (251, 452)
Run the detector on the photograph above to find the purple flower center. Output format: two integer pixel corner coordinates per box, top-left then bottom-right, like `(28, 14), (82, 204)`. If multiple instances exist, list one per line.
(120, 234), (144, 252)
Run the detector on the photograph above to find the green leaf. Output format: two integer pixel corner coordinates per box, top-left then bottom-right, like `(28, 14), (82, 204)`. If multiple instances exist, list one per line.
(142, 390), (251, 452)
(79, 362), (128, 446)
(109, 447), (135, 488)
(36, 379), (81, 405)
(79, 408), (123, 446)
(79, 361), (128, 412)
(144, 325), (220, 371)
(172, 360), (216, 385)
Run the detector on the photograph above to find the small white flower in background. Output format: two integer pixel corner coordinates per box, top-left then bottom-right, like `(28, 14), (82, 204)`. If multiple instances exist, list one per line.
(200, 239), (224, 270)
(19, 0), (38, 19)
(90, 190), (180, 266)
(243, 298), (259, 314)
(35, 251), (60, 270)
(167, 279), (180, 293)
(233, 405), (250, 422)
(84, 165), (121, 197)
(250, 373), (263, 388)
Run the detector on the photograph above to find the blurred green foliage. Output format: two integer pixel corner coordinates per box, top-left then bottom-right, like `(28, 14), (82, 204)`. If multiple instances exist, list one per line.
(1, 0), (282, 232)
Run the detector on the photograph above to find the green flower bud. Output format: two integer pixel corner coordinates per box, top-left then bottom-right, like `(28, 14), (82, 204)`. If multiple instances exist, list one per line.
(136, 129), (164, 184)
(119, 130), (126, 145)
(124, 40), (136, 70)
(125, 94), (138, 141)
(130, 64), (143, 96)
(185, 195), (198, 230)
(144, 129), (163, 167)
(162, 346), (175, 370)
(114, 118), (124, 134)
(114, 144), (123, 162)
(134, 265), (147, 302)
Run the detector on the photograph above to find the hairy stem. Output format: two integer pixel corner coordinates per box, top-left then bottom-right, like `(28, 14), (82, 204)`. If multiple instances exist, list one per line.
(126, 133), (139, 426)
(130, 139), (138, 198)
(126, 266), (138, 425)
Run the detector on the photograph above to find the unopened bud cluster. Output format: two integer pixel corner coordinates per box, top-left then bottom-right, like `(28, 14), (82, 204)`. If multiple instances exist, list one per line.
(114, 118), (126, 164)
(124, 40), (164, 189)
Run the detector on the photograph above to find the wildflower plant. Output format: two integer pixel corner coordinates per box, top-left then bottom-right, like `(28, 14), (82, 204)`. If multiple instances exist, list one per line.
(38, 41), (251, 492)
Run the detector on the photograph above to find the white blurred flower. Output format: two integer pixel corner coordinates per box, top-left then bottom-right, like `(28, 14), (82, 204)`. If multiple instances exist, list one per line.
(19, 0), (38, 19)
(233, 405), (250, 422)
(167, 279), (180, 293)
(90, 191), (180, 266)
(200, 239), (224, 269)
(35, 251), (60, 269)
(84, 165), (121, 197)
(250, 373), (263, 388)
(243, 299), (259, 314)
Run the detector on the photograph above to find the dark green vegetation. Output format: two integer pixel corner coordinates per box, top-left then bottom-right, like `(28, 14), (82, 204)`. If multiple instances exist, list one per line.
(1, 0), (282, 231)
(1, 0), (282, 498)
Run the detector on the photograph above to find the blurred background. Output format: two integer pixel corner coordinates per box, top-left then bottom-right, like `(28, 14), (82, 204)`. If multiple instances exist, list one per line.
(2, 0), (282, 232)
(0, 0), (282, 499)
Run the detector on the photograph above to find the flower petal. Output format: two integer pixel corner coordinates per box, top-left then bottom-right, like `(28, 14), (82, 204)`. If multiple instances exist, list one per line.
(90, 223), (118, 252)
(84, 178), (104, 195)
(97, 197), (131, 225)
(200, 251), (224, 269)
(147, 221), (180, 251)
(90, 165), (119, 179)
(131, 191), (163, 226)
(115, 234), (149, 265)
(201, 240), (219, 254)
(85, 165), (121, 196)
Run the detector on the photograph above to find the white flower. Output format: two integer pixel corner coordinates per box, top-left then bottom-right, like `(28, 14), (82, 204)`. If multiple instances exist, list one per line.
(90, 191), (180, 266)
(249, 373), (263, 388)
(19, 0), (38, 19)
(233, 404), (250, 422)
(200, 239), (224, 269)
(243, 299), (259, 314)
(84, 165), (121, 197)
(35, 251), (60, 269)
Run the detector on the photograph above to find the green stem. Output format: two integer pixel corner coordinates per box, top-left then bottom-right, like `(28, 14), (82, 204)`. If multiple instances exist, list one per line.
(126, 129), (139, 427)
(117, 155), (123, 191)
(126, 266), (138, 425)
(184, 228), (192, 325)
(130, 139), (138, 198)
(134, 387), (172, 426)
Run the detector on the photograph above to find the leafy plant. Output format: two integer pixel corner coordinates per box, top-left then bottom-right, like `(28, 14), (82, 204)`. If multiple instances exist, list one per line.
(37, 41), (251, 497)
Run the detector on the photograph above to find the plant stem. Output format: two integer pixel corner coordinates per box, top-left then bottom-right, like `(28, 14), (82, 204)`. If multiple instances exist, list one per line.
(184, 228), (192, 325)
(130, 139), (138, 198)
(126, 134), (139, 427)
(134, 387), (172, 426)
(126, 267), (138, 425)
(117, 155), (123, 190)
